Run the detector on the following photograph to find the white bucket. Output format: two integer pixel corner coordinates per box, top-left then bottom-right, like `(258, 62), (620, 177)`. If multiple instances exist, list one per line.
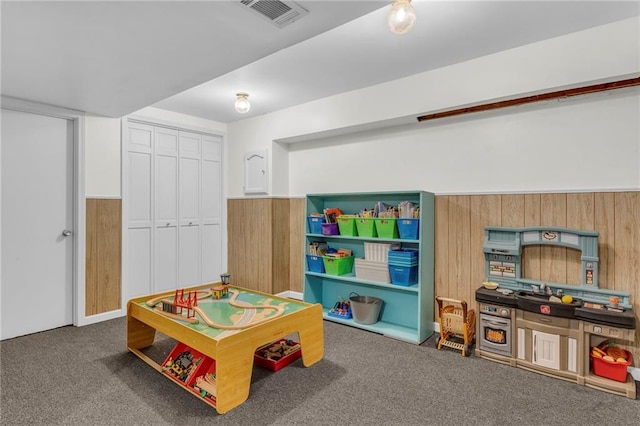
(349, 292), (383, 325)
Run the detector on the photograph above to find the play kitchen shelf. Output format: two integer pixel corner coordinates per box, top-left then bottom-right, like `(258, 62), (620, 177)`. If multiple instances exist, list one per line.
(476, 225), (636, 399)
(303, 191), (435, 344)
(582, 321), (636, 398)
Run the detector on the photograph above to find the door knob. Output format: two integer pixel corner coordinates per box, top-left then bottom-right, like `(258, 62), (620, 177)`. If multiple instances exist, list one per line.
(62, 229), (72, 237)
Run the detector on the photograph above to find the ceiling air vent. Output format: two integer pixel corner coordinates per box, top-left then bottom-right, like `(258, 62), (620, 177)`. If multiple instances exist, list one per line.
(239, 0), (309, 28)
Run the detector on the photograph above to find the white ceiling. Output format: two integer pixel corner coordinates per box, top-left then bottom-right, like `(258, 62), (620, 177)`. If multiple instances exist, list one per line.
(2, 1), (639, 123)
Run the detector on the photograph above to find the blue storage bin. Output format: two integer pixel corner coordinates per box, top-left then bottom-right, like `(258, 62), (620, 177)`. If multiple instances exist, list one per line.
(308, 216), (325, 234)
(389, 264), (418, 286)
(306, 255), (325, 273)
(397, 218), (419, 240)
(388, 249), (419, 266)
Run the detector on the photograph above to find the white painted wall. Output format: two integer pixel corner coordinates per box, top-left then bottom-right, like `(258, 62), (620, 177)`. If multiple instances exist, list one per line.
(130, 106), (227, 135)
(85, 115), (121, 197)
(227, 17), (640, 197)
(289, 89), (639, 195)
(84, 107), (227, 198)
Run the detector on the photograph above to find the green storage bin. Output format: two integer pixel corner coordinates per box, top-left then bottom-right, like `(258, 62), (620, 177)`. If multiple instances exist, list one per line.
(374, 218), (398, 239)
(322, 256), (354, 276)
(337, 216), (358, 236)
(355, 218), (377, 238)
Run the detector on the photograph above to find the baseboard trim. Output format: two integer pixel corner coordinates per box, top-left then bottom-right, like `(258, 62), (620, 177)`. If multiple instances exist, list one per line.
(77, 308), (125, 326)
(277, 290), (303, 300)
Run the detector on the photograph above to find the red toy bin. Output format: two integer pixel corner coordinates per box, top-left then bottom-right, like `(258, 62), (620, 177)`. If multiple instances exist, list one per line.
(162, 342), (209, 387)
(590, 350), (632, 383)
(254, 339), (302, 372)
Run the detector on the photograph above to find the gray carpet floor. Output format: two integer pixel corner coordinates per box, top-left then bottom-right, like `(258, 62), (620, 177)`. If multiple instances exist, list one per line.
(1, 317), (638, 425)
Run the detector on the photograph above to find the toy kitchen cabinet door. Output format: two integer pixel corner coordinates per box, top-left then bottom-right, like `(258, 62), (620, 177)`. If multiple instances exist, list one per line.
(244, 150), (268, 194)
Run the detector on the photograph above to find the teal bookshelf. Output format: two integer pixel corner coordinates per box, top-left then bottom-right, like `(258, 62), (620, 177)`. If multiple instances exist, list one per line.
(303, 191), (435, 344)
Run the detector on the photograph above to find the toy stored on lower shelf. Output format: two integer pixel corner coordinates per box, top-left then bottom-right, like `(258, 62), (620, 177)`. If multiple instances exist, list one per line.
(254, 339), (302, 372)
(162, 342), (205, 385)
(328, 299), (352, 319)
(194, 372), (217, 401)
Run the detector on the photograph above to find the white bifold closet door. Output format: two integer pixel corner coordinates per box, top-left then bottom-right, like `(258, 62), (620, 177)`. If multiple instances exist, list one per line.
(200, 134), (222, 282)
(154, 127), (179, 293)
(126, 121), (222, 298)
(178, 131), (201, 287)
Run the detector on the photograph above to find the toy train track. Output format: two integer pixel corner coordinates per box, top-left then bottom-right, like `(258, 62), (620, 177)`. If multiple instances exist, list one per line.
(146, 287), (285, 330)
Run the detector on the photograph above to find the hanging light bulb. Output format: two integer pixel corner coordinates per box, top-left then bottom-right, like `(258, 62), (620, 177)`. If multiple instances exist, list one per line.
(387, 0), (416, 35)
(235, 92), (251, 113)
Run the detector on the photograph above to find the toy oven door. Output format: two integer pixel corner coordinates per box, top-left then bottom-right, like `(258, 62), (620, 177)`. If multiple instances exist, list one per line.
(479, 313), (512, 357)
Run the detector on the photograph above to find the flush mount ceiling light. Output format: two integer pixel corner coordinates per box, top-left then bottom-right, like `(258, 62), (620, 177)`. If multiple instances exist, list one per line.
(387, 0), (416, 35)
(235, 92), (251, 114)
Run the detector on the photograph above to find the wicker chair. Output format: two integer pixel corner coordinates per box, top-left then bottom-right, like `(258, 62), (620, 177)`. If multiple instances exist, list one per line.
(435, 296), (476, 357)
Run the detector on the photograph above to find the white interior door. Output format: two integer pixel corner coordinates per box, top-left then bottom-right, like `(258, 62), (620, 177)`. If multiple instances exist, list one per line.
(1, 108), (74, 339)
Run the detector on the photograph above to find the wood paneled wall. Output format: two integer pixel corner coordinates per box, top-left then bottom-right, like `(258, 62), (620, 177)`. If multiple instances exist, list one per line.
(435, 192), (640, 356)
(289, 198), (305, 293)
(227, 198), (296, 294)
(291, 191), (640, 357)
(85, 198), (121, 316)
(231, 192), (639, 354)
(435, 192), (639, 313)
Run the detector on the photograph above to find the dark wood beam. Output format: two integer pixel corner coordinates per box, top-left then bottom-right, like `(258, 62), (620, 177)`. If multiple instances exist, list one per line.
(416, 76), (640, 122)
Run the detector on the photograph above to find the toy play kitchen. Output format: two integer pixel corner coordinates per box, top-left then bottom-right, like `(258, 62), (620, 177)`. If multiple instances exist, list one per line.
(475, 226), (637, 399)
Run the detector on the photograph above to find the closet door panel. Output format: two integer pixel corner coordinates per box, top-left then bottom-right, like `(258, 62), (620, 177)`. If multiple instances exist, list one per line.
(155, 226), (178, 292)
(179, 224), (200, 286)
(156, 127), (178, 155)
(202, 134), (221, 161)
(201, 135), (222, 282)
(179, 131), (201, 285)
(179, 154), (201, 285)
(126, 122), (154, 298)
(155, 127), (178, 226)
(179, 131), (200, 158)
(129, 123), (153, 152)
(202, 162), (222, 218)
(154, 128), (178, 292)
(128, 152), (152, 227)
(180, 131), (200, 226)
(156, 155), (178, 224)
(180, 157), (200, 224)
(128, 228), (152, 297)
(202, 223), (222, 282)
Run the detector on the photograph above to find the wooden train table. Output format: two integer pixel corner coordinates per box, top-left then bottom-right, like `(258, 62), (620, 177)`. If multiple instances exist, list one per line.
(127, 283), (324, 414)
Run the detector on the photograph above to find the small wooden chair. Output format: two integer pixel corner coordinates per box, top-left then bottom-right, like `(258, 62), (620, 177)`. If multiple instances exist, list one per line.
(435, 296), (476, 357)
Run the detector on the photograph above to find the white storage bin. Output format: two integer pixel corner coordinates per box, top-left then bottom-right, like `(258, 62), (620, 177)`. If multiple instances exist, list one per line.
(364, 242), (401, 263)
(355, 258), (391, 283)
